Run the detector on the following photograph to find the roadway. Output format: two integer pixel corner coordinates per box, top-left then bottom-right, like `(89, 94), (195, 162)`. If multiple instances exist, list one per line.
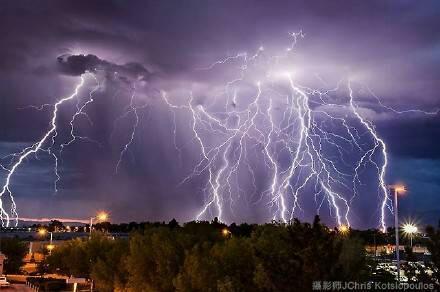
(0, 284), (33, 291)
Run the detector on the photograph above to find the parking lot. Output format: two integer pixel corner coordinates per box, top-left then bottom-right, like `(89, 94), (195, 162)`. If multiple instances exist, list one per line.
(0, 284), (33, 291)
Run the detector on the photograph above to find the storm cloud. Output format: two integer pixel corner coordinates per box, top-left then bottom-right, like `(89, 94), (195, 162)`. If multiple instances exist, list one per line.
(57, 54), (150, 82)
(0, 0), (439, 228)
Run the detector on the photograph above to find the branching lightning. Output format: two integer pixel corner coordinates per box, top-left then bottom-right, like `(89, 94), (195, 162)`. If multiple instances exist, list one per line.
(0, 68), (148, 227)
(0, 75), (88, 226)
(1, 32), (436, 230)
(162, 32), (435, 230)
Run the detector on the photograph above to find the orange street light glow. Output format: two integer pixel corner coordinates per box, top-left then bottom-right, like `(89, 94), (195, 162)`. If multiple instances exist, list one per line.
(96, 212), (109, 221)
(339, 224), (349, 234)
(394, 185), (406, 193)
(389, 184), (406, 193)
(38, 228), (47, 235)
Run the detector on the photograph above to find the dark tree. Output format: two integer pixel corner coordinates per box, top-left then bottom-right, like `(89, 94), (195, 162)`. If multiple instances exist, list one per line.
(43, 217), (372, 291)
(0, 237), (28, 273)
(48, 220), (64, 232)
(426, 223), (440, 284)
(168, 218), (179, 229)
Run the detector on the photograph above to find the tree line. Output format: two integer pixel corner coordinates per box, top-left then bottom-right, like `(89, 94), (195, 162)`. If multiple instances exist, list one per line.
(3, 216), (440, 291)
(43, 216), (370, 291)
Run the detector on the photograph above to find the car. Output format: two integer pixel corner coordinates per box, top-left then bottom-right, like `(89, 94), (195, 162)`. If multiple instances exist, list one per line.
(0, 276), (10, 288)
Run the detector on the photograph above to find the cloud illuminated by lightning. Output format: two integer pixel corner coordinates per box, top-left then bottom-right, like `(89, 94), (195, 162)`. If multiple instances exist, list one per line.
(1, 32), (436, 231)
(0, 69), (148, 227)
(162, 32), (435, 230)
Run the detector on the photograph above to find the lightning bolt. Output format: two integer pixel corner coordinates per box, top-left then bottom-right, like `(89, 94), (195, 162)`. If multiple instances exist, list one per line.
(115, 86), (137, 173)
(0, 75), (87, 227)
(348, 82), (390, 232)
(0, 69), (150, 227)
(2, 33), (436, 231)
(163, 31), (429, 231)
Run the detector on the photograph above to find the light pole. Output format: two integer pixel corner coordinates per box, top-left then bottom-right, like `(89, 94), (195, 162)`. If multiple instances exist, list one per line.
(88, 211), (108, 292)
(389, 185), (405, 281)
(38, 228), (54, 255)
(402, 223), (418, 248)
(89, 211), (109, 237)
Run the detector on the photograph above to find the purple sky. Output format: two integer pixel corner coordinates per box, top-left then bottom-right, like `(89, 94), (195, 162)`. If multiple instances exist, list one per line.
(0, 1), (439, 228)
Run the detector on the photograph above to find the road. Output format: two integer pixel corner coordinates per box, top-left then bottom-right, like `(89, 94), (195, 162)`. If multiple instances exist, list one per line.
(0, 284), (33, 291)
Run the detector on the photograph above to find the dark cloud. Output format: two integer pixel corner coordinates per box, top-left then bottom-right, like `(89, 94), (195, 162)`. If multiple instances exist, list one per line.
(388, 157), (440, 225)
(57, 54), (150, 81)
(0, 0), (440, 227)
(379, 115), (440, 159)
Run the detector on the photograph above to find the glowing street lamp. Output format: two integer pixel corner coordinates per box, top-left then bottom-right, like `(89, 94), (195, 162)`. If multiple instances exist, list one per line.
(394, 185), (406, 194)
(46, 244), (55, 253)
(338, 224), (350, 235)
(38, 228), (54, 255)
(389, 184), (406, 281)
(402, 223), (418, 247)
(222, 228), (231, 238)
(96, 212), (108, 221)
(38, 228), (47, 236)
(89, 211), (109, 236)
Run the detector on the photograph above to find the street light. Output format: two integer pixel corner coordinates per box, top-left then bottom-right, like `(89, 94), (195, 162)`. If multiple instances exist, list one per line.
(389, 184), (406, 281)
(222, 228), (231, 238)
(338, 224), (350, 235)
(402, 223), (418, 247)
(88, 211), (108, 292)
(38, 228), (54, 255)
(38, 228), (47, 236)
(89, 211), (109, 236)
(46, 244), (55, 253)
(96, 212), (108, 222)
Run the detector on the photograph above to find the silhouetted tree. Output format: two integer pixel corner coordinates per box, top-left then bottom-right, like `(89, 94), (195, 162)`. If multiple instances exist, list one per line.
(48, 220), (64, 232)
(426, 223), (440, 285)
(43, 217), (373, 291)
(0, 237), (27, 273)
(168, 218), (179, 229)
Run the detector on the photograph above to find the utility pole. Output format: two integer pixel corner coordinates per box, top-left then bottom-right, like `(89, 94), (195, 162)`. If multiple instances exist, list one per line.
(393, 187), (400, 281)
(389, 185), (405, 282)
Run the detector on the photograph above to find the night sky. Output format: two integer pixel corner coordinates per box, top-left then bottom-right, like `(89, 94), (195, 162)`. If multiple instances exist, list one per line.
(0, 1), (439, 229)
